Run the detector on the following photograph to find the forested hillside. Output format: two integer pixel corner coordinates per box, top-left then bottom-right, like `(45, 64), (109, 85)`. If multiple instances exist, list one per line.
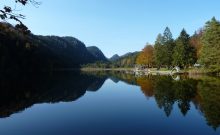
(0, 23), (105, 72)
(87, 46), (108, 62)
(110, 52), (139, 68)
(82, 52), (139, 68)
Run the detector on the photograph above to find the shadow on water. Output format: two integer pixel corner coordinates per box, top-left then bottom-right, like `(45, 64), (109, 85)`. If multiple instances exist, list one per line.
(0, 70), (220, 130)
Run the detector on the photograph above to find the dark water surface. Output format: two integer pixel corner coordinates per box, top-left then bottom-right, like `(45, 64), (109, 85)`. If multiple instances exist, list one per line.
(0, 71), (220, 135)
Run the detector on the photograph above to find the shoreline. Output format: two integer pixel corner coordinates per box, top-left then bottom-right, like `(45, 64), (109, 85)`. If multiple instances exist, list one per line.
(81, 68), (186, 75)
(81, 67), (220, 76)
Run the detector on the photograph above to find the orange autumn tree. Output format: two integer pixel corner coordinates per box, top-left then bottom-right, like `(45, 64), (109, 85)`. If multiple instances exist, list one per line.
(136, 77), (154, 97)
(136, 44), (154, 67)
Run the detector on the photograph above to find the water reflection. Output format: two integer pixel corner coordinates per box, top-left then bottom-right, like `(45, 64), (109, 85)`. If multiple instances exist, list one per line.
(0, 70), (220, 130)
(84, 71), (220, 130)
(0, 71), (107, 118)
(138, 75), (220, 130)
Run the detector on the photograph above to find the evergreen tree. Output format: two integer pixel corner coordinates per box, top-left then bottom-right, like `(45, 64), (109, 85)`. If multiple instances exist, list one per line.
(172, 29), (196, 68)
(163, 27), (173, 43)
(199, 17), (220, 71)
(154, 34), (167, 68)
(154, 27), (175, 68)
(163, 27), (175, 68)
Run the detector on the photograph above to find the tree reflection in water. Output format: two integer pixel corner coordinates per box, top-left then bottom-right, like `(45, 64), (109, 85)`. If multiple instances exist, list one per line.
(0, 70), (220, 130)
(86, 71), (220, 130)
(0, 71), (107, 118)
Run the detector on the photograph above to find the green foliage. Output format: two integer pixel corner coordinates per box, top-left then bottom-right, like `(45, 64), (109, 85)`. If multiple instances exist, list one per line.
(172, 29), (196, 68)
(154, 27), (175, 68)
(163, 27), (175, 67)
(163, 27), (173, 43)
(199, 17), (220, 73)
(154, 34), (167, 67)
(111, 52), (139, 68)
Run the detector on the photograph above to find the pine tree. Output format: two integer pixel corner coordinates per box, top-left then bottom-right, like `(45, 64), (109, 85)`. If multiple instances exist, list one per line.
(173, 29), (196, 68)
(154, 34), (167, 68)
(163, 27), (175, 67)
(199, 17), (220, 71)
(163, 27), (173, 43)
(154, 27), (175, 68)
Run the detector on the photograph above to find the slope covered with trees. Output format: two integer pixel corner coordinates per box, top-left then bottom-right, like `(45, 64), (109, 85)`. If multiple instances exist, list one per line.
(110, 52), (139, 68)
(0, 23), (106, 71)
(109, 54), (120, 62)
(82, 52), (139, 68)
(87, 46), (108, 62)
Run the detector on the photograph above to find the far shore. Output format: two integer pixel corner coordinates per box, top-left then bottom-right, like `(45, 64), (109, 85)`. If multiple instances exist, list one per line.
(50, 67), (219, 76)
(81, 67), (219, 76)
(81, 67), (187, 75)
(80, 68), (134, 71)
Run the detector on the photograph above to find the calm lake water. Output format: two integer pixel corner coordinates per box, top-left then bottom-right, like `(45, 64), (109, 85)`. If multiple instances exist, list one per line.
(0, 71), (219, 135)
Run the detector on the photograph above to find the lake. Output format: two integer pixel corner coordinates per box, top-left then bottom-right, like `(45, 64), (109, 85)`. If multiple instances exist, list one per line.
(0, 71), (219, 135)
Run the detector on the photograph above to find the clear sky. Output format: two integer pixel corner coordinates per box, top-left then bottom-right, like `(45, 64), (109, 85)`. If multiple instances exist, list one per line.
(1, 0), (220, 57)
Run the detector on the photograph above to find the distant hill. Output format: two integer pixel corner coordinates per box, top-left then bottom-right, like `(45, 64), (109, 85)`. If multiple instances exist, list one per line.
(109, 54), (120, 62)
(87, 46), (108, 62)
(121, 52), (134, 58)
(0, 22), (106, 71)
(111, 52), (139, 68)
(35, 36), (98, 68)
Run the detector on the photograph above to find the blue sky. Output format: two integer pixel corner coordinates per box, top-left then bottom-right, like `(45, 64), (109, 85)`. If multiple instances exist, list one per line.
(1, 0), (220, 57)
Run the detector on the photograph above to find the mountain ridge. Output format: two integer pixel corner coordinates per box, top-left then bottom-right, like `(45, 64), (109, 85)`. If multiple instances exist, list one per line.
(87, 46), (108, 62)
(0, 22), (107, 70)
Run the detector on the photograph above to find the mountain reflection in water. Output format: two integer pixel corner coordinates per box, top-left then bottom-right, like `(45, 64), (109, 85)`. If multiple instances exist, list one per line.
(0, 70), (220, 132)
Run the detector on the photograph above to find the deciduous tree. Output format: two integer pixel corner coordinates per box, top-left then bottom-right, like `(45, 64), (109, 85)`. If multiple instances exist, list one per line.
(190, 29), (203, 59)
(136, 44), (154, 67)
